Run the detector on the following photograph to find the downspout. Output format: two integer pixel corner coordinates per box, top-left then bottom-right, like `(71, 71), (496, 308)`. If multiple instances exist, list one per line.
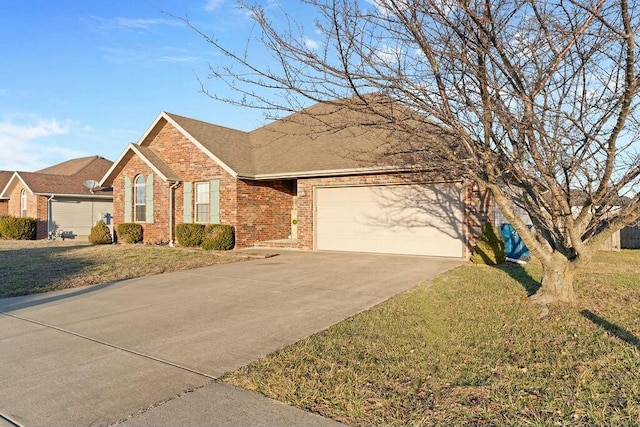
(47, 195), (55, 239)
(168, 181), (181, 247)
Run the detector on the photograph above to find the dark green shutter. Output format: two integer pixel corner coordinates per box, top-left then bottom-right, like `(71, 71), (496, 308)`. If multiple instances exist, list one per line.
(124, 176), (132, 223)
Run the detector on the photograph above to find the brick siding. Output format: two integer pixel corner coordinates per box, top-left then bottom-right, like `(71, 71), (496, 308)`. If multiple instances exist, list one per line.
(236, 179), (295, 246)
(6, 183), (49, 239)
(113, 119), (239, 245)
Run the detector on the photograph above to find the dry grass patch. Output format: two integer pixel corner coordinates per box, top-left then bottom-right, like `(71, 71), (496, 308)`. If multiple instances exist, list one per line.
(0, 240), (244, 298)
(224, 250), (640, 426)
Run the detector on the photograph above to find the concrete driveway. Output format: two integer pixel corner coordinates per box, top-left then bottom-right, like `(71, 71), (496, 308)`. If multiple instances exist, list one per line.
(0, 250), (461, 426)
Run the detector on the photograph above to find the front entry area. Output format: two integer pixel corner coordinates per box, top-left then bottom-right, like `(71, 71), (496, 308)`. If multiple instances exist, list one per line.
(314, 183), (464, 257)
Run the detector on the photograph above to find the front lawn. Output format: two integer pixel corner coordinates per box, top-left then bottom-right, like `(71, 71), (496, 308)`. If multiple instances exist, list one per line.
(0, 240), (244, 298)
(225, 250), (640, 426)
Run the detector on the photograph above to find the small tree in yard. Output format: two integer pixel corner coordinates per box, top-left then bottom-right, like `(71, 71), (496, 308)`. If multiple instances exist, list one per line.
(182, 0), (640, 306)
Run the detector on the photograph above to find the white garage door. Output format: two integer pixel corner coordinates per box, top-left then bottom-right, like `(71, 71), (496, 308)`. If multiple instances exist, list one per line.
(51, 198), (113, 238)
(315, 183), (464, 257)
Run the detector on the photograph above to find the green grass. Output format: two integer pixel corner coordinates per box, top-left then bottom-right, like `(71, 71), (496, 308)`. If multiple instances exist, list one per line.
(224, 250), (640, 426)
(0, 240), (243, 298)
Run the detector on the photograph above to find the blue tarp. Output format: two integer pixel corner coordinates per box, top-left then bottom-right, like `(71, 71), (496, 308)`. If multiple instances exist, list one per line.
(500, 223), (531, 260)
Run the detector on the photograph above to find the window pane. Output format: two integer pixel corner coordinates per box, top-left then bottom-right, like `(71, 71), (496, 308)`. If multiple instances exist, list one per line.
(195, 182), (209, 204)
(134, 175), (146, 222)
(135, 205), (146, 222)
(135, 185), (145, 204)
(196, 204), (210, 223)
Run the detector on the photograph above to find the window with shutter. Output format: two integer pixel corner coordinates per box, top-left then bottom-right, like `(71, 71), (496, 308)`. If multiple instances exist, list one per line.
(134, 175), (146, 222)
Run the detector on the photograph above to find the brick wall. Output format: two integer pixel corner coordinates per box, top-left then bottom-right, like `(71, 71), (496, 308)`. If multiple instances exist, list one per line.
(112, 119), (238, 244)
(6, 183), (48, 239)
(236, 179), (295, 247)
(112, 156), (169, 243)
(0, 200), (8, 216)
(296, 172), (490, 259)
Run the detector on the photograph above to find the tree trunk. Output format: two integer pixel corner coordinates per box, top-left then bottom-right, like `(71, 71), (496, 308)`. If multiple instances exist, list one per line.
(531, 252), (577, 305)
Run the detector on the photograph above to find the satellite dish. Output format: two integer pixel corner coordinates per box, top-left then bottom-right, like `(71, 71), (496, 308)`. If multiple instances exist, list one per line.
(83, 180), (99, 194)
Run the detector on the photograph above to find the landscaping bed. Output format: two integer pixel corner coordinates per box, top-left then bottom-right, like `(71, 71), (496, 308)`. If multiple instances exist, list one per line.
(225, 250), (640, 426)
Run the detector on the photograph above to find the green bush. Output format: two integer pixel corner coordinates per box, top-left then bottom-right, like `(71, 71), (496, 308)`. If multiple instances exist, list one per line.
(88, 220), (112, 245)
(116, 223), (143, 244)
(176, 223), (205, 247)
(471, 221), (506, 265)
(202, 224), (235, 251)
(0, 216), (37, 240)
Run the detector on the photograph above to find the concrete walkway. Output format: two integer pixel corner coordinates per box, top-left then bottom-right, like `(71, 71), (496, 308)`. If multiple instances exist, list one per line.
(0, 250), (462, 426)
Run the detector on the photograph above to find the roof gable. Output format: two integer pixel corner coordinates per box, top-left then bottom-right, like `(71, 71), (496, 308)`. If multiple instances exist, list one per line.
(143, 112), (251, 178)
(100, 144), (180, 186)
(0, 156), (113, 198)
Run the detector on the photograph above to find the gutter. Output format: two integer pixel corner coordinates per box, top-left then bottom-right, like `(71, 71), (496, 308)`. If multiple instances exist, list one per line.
(34, 193), (113, 199)
(168, 181), (181, 247)
(236, 165), (430, 181)
(47, 195), (54, 239)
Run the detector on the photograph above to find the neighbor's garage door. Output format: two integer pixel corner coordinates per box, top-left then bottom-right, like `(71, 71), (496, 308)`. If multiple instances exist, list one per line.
(315, 183), (464, 257)
(51, 198), (113, 238)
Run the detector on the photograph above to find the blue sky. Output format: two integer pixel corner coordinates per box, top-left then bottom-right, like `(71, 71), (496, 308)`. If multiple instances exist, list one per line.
(0, 0), (302, 171)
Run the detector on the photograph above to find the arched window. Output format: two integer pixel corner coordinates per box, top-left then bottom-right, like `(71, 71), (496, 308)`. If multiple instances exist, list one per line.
(20, 189), (27, 217)
(134, 175), (146, 222)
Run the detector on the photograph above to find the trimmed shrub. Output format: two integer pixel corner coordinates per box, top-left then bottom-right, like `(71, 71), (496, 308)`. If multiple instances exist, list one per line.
(202, 224), (235, 251)
(0, 216), (37, 240)
(88, 220), (112, 245)
(176, 223), (205, 247)
(116, 223), (143, 244)
(471, 221), (506, 265)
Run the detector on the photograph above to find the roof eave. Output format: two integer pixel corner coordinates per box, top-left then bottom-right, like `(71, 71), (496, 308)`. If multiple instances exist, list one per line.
(34, 193), (114, 199)
(100, 143), (180, 186)
(237, 165), (424, 180)
(0, 172), (33, 198)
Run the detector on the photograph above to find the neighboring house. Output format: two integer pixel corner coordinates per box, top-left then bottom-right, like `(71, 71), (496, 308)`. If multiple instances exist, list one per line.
(0, 171), (12, 216)
(0, 156), (114, 240)
(101, 100), (491, 258)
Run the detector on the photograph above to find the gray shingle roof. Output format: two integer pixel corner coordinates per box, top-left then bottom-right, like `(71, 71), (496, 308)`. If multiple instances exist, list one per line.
(165, 96), (435, 177)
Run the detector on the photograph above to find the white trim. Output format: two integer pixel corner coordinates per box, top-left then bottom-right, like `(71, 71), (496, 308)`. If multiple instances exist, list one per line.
(0, 172), (34, 198)
(238, 165), (426, 180)
(100, 143), (175, 186)
(161, 112), (239, 178)
(34, 193), (113, 199)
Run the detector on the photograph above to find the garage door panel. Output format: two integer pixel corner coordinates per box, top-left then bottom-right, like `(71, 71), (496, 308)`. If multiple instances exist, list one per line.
(51, 198), (113, 238)
(315, 184), (463, 257)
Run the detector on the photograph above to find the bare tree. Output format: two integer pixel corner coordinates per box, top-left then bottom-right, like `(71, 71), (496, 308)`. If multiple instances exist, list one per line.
(183, 0), (640, 305)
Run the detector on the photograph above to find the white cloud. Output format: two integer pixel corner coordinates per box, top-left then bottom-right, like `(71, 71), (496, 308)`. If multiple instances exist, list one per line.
(159, 55), (198, 63)
(204, 0), (224, 12)
(303, 37), (319, 51)
(114, 17), (173, 29)
(0, 117), (87, 171)
(89, 16), (180, 32)
(375, 44), (403, 65)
